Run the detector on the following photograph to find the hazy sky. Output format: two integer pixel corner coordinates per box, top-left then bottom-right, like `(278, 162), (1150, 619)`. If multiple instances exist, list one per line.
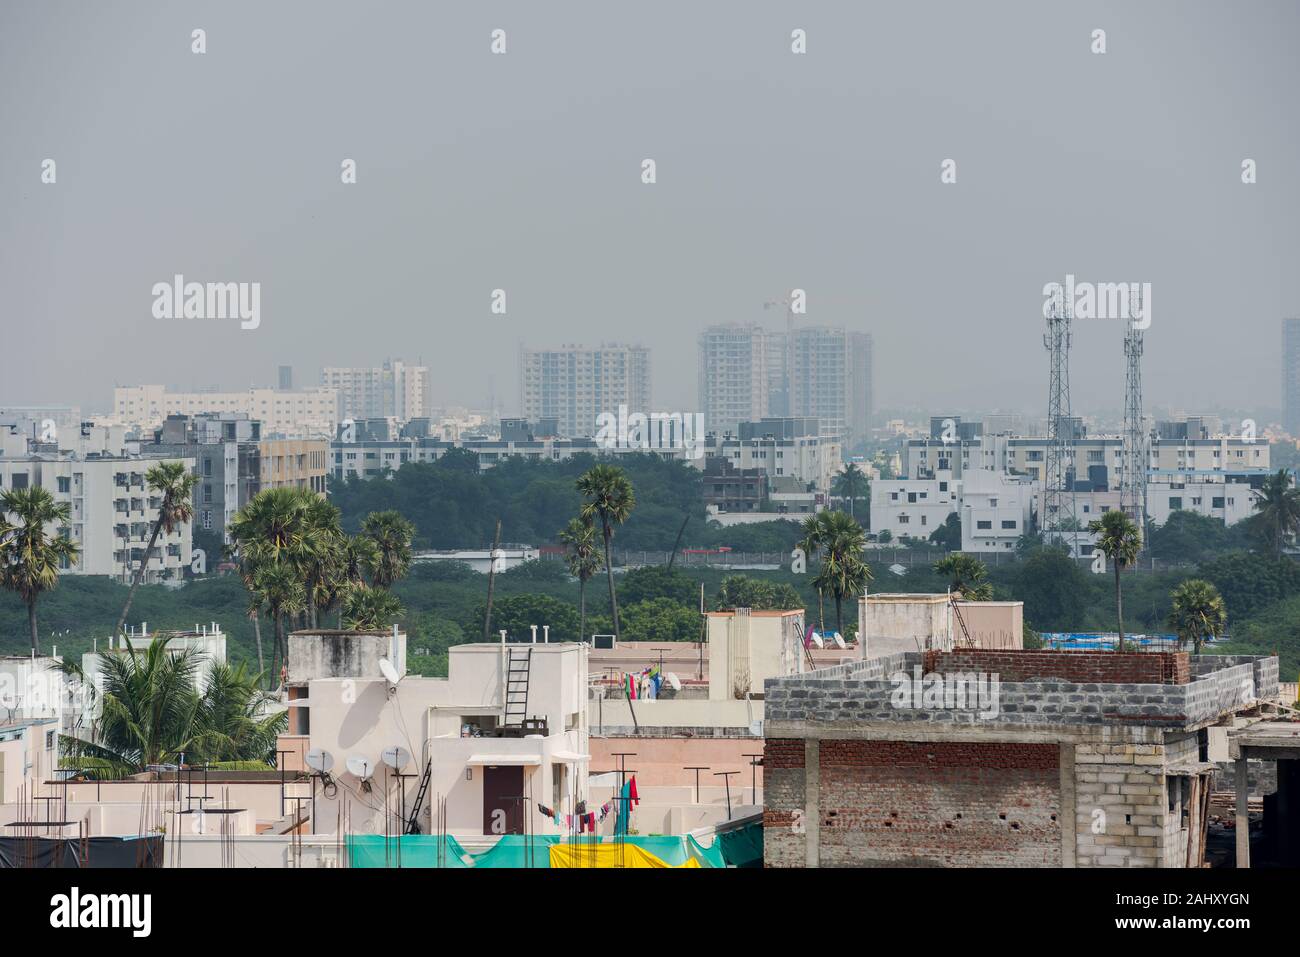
(2, 1), (1297, 421)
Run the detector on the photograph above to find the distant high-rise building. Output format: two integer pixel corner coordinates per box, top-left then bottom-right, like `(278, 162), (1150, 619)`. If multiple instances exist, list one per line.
(278, 365), (294, 390)
(518, 343), (651, 437)
(698, 323), (873, 445)
(698, 324), (772, 436)
(789, 327), (873, 447)
(321, 359), (430, 422)
(1284, 318), (1300, 437)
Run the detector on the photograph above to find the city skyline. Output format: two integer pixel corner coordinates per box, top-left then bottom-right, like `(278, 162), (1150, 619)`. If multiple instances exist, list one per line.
(3, 1), (1298, 416)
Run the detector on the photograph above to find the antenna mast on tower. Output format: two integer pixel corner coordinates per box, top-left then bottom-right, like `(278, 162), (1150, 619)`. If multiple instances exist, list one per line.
(1043, 288), (1078, 543)
(1121, 287), (1148, 539)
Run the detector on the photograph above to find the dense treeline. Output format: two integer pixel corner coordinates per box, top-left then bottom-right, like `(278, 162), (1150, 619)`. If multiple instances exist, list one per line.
(327, 453), (803, 552)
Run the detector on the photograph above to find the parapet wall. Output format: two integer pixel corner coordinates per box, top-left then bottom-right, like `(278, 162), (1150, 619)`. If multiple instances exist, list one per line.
(922, 648), (1189, 685)
(764, 651), (1277, 731)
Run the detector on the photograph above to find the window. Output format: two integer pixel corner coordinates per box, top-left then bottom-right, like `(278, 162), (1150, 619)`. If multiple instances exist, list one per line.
(46, 731), (55, 749)
(11, 473), (28, 489)
(1001, 520), (1017, 529)
(920, 515), (928, 526)
(977, 520), (992, 530)
(1212, 497), (1225, 508)
(1169, 497), (1182, 510)
(57, 476), (70, 493)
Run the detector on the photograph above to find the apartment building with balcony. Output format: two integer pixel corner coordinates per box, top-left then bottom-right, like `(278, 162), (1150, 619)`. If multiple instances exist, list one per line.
(0, 450), (194, 582)
(519, 343), (651, 437)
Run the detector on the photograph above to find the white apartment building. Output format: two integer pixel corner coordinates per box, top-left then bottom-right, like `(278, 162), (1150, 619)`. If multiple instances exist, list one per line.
(0, 429), (194, 582)
(112, 385), (339, 439)
(959, 470), (1035, 553)
(704, 432), (841, 491)
(1146, 471), (1263, 526)
(519, 343), (651, 437)
(320, 358), (430, 422)
(870, 474), (960, 541)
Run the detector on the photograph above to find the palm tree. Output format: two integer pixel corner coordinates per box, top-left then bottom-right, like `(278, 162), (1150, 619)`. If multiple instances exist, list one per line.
(114, 461), (199, 639)
(1088, 509), (1142, 652)
(797, 513), (826, 633)
(342, 586), (404, 630)
(321, 534), (380, 627)
(576, 464), (636, 641)
(812, 510), (872, 638)
(362, 510), (415, 588)
(249, 560), (305, 683)
(228, 487), (323, 642)
(933, 553), (992, 601)
(58, 637), (284, 777)
(559, 516), (603, 641)
(1252, 469), (1300, 556)
(0, 486), (80, 654)
(831, 463), (868, 518)
(1168, 579), (1227, 655)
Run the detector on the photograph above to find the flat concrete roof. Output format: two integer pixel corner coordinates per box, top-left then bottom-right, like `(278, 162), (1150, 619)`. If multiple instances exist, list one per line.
(1228, 720), (1300, 760)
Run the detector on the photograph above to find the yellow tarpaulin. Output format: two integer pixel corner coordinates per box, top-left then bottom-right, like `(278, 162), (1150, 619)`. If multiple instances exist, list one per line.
(548, 843), (701, 869)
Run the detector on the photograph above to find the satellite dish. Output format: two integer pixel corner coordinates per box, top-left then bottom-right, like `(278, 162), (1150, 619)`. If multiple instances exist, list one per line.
(378, 657), (401, 685)
(346, 756), (374, 781)
(663, 671), (682, 692)
(810, 634), (825, 649)
(305, 749), (334, 774)
(382, 746), (411, 770)
(833, 634), (847, 650)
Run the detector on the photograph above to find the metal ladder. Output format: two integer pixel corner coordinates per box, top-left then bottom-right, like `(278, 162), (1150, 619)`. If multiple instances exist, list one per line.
(504, 646), (533, 727)
(950, 594), (976, 648)
(405, 758), (433, 834)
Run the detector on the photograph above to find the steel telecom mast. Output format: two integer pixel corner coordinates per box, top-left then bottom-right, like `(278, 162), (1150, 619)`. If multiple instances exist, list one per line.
(1121, 287), (1148, 539)
(1043, 289), (1078, 541)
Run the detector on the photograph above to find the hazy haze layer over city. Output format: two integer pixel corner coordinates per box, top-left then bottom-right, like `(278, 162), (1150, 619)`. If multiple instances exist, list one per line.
(2, 0), (1297, 418)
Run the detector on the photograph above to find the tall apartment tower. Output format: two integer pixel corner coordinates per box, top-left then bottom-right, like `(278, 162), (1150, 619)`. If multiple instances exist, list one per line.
(321, 359), (429, 422)
(789, 327), (873, 448)
(698, 324), (772, 436)
(1284, 318), (1300, 438)
(518, 343), (652, 437)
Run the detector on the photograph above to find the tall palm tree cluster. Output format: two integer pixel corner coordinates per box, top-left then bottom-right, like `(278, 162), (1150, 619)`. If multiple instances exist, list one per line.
(798, 509), (872, 638)
(227, 487), (415, 683)
(574, 464), (635, 640)
(59, 637), (286, 779)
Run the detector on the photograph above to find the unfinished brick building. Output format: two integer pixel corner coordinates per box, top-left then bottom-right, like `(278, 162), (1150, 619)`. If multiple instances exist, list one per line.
(763, 648), (1279, 867)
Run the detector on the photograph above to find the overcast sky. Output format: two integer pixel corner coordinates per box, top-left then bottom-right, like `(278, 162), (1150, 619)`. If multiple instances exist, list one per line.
(2, 1), (1297, 422)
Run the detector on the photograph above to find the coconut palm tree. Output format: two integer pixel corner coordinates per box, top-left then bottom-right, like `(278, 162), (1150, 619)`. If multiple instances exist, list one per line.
(576, 464), (636, 640)
(320, 534), (381, 628)
(342, 586), (404, 630)
(0, 486), (80, 654)
(1088, 509), (1142, 652)
(812, 510), (872, 638)
(559, 515), (603, 641)
(1167, 579), (1227, 654)
(362, 510), (415, 588)
(114, 461), (199, 639)
(933, 553), (992, 601)
(58, 637), (284, 777)
(1251, 469), (1300, 556)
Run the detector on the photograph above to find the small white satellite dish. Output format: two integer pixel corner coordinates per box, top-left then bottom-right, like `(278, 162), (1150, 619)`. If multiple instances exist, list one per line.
(889, 563), (907, 576)
(810, 634), (825, 649)
(305, 749), (334, 774)
(378, 657), (401, 686)
(382, 745), (411, 770)
(833, 634), (847, 650)
(346, 756), (374, 781)
(663, 672), (682, 692)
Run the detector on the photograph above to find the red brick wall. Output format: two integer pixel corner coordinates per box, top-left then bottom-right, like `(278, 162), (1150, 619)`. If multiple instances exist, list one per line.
(922, 648), (1189, 685)
(817, 741), (1061, 867)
